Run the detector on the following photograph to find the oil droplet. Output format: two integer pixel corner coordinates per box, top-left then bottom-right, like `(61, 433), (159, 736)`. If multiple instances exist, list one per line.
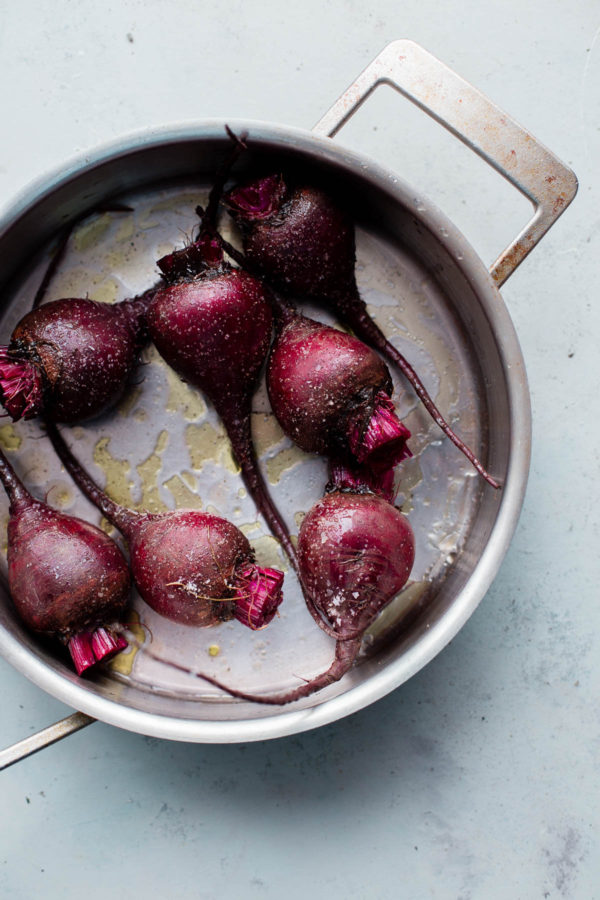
(93, 436), (134, 507)
(108, 610), (145, 676)
(136, 430), (169, 512)
(208, 644), (220, 657)
(72, 214), (113, 252)
(265, 445), (306, 485)
(45, 483), (73, 510)
(252, 412), (285, 456)
(117, 386), (142, 417)
(181, 470), (195, 490)
(186, 422), (239, 474)
(294, 510), (306, 529)
(163, 474), (203, 509)
(165, 367), (207, 420)
(237, 486), (247, 499)
(0, 424), (22, 451)
(251, 535), (288, 572)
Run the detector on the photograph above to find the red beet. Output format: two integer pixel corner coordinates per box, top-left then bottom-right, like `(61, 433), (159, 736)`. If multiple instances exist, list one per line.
(138, 477), (415, 705)
(47, 423), (284, 631)
(0, 447), (130, 675)
(267, 306), (411, 481)
(146, 235), (298, 571)
(224, 175), (500, 489)
(0, 289), (156, 423)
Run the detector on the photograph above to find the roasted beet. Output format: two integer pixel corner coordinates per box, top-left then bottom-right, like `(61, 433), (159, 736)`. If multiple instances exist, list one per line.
(0, 290), (155, 423)
(267, 306), (411, 479)
(139, 478), (415, 705)
(47, 423), (284, 631)
(225, 175), (500, 489)
(0, 447), (130, 674)
(146, 235), (298, 570)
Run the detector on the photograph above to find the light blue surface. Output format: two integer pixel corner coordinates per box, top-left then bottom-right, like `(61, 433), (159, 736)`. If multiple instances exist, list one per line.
(1, 1), (598, 897)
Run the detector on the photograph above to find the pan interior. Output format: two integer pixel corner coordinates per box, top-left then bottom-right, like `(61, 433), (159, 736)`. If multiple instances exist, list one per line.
(0, 135), (511, 726)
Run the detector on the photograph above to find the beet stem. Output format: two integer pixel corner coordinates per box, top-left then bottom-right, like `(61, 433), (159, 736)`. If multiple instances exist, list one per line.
(31, 204), (133, 310)
(45, 423), (139, 537)
(121, 628), (361, 705)
(199, 128), (248, 235)
(217, 403), (299, 572)
(0, 448), (32, 511)
(333, 291), (501, 489)
(233, 565), (284, 630)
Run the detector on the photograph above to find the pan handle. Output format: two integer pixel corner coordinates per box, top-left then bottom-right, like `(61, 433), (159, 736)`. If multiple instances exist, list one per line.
(0, 711), (95, 771)
(312, 40), (578, 287)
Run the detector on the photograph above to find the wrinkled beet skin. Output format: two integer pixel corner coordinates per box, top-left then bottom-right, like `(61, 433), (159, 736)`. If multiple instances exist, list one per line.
(239, 187), (356, 301)
(7, 502), (131, 640)
(298, 491), (415, 637)
(128, 510), (253, 627)
(10, 298), (142, 422)
(267, 313), (391, 457)
(147, 270), (272, 412)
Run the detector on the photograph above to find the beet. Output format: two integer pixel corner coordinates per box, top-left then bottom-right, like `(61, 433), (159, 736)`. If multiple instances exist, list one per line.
(0, 289), (156, 423)
(47, 423), (284, 631)
(137, 477), (415, 705)
(145, 235), (298, 571)
(224, 175), (500, 489)
(267, 306), (411, 481)
(0, 447), (130, 675)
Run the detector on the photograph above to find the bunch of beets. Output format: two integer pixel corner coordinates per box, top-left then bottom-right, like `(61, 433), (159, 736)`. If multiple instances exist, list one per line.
(0, 132), (498, 705)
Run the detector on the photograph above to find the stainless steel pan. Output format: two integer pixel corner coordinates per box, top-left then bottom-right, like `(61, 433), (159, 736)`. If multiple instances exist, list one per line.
(0, 41), (577, 764)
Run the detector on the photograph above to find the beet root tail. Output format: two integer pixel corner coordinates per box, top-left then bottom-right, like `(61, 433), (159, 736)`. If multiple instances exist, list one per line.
(219, 407), (299, 573)
(128, 633), (361, 706)
(338, 292), (501, 489)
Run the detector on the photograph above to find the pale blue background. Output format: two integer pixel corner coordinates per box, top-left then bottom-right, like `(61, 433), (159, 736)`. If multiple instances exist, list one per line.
(1, 1), (598, 897)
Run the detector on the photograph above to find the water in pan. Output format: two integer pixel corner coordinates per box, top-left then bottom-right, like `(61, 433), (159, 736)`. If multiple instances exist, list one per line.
(0, 182), (483, 702)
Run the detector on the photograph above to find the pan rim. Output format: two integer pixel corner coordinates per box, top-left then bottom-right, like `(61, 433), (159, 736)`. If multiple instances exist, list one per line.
(0, 119), (531, 742)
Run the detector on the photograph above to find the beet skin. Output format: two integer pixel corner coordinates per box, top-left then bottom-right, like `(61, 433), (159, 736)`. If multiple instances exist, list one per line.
(0, 292), (153, 423)
(47, 424), (284, 632)
(225, 175), (499, 488)
(0, 448), (130, 674)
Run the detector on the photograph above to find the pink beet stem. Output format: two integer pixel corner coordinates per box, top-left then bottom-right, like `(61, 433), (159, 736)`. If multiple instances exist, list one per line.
(45, 422), (140, 537)
(69, 627), (127, 675)
(0, 350), (44, 421)
(90, 626), (128, 660)
(68, 632), (96, 675)
(218, 404), (299, 572)
(233, 565), (284, 630)
(338, 292), (501, 489)
(349, 391), (412, 472)
(327, 459), (397, 504)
